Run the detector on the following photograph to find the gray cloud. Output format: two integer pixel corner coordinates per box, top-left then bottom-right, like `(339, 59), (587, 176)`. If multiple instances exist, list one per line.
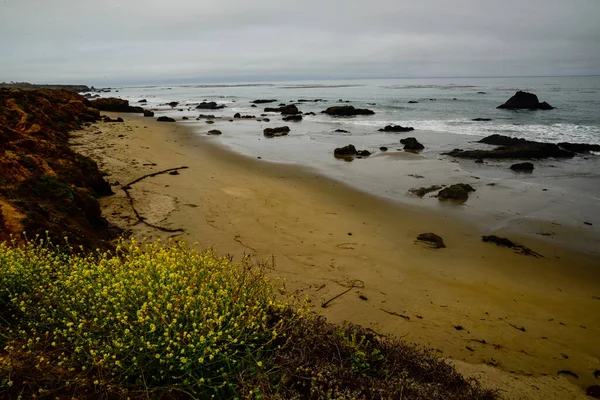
(1, 0), (599, 84)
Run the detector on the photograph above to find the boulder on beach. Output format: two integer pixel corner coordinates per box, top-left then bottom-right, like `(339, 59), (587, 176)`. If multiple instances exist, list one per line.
(333, 144), (370, 158)
(322, 106), (375, 116)
(263, 126), (290, 138)
(497, 91), (554, 110)
(416, 233), (446, 249)
(103, 116), (124, 123)
(444, 143), (573, 160)
(400, 137), (424, 151)
(380, 146), (388, 151)
(143, 110), (154, 117)
(264, 104), (300, 115)
(196, 101), (225, 110)
(379, 125), (414, 133)
(437, 184), (475, 202)
(182, 116), (189, 120)
(251, 99), (278, 104)
(283, 115), (303, 122)
(234, 113), (241, 118)
(90, 97), (144, 113)
(208, 129), (222, 135)
(510, 162), (534, 172)
(157, 116), (176, 122)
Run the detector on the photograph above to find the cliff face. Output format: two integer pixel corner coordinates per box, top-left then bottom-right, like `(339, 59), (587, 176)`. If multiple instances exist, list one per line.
(0, 88), (120, 248)
(0, 82), (91, 92)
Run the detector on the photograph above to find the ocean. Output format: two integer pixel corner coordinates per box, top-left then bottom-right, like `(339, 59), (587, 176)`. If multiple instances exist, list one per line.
(90, 76), (600, 252)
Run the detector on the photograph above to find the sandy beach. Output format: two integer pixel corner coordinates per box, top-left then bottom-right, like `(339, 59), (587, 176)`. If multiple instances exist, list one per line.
(70, 113), (600, 399)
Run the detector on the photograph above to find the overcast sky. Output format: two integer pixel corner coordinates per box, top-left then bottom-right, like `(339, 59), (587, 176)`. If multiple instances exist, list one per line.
(1, 0), (599, 85)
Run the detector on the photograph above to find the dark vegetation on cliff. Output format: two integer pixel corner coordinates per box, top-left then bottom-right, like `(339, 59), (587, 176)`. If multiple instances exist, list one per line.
(0, 88), (119, 248)
(0, 81), (91, 93)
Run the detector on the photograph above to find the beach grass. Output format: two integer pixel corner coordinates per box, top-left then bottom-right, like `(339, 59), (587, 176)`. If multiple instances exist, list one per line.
(0, 237), (496, 399)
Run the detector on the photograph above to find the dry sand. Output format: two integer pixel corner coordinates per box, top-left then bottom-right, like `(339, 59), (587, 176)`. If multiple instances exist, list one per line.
(70, 113), (600, 399)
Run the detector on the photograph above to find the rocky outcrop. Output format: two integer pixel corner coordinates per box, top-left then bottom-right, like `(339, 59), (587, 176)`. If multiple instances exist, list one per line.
(497, 91), (554, 110)
(416, 233), (446, 249)
(0, 88), (118, 248)
(322, 106), (375, 116)
(510, 162), (534, 172)
(437, 184), (475, 202)
(89, 97), (144, 113)
(263, 126), (290, 138)
(0, 82), (91, 92)
(379, 125), (414, 133)
(196, 101), (225, 110)
(400, 137), (424, 151)
(264, 104), (300, 115)
(157, 116), (176, 122)
(143, 110), (154, 117)
(445, 134), (598, 160)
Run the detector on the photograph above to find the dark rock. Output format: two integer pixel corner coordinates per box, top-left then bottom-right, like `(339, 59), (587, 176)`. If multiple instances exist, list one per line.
(198, 114), (216, 119)
(206, 120), (215, 124)
(143, 110), (154, 117)
(437, 184), (475, 202)
(334, 129), (349, 133)
(497, 91), (554, 110)
(182, 116), (189, 120)
(322, 106), (374, 116)
(138, 99), (147, 103)
(379, 125), (414, 133)
(557, 142), (600, 153)
(408, 101), (419, 104)
(510, 162), (534, 172)
(472, 118), (492, 121)
(400, 137), (424, 151)
(380, 146), (388, 151)
(263, 118), (270, 122)
(169, 170), (179, 176)
(251, 104), (257, 108)
(479, 134), (528, 146)
(334, 144), (357, 156)
(264, 104), (300, 115)
(304, 112), (316, 116)
(263, 126), (290, 138)
(417, 233), (446, 249)
(196, 101), (225, 110)
(234, 113), (241, 118)
(251, 99), (278, 104)
(157, 116), (176, 122)
(587, 385), (600, 399)
(208, 129), (222, 135)
(409, 185), (443, 198)
(282, 115), (303, 122)
(168, 101), (179, 108)
(357, 150), (371, 157)
(90, 97), (144, 113)
(477, 92), (486, 94)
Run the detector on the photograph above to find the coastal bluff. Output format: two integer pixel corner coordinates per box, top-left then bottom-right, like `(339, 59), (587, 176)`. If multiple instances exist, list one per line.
(0, 88), (119, 248)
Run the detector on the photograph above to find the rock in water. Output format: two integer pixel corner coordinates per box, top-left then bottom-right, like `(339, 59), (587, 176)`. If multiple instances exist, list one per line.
(263, 126), (290, 138)
(196, 101), (225, 110)
(409, 185), (443, 198)
(417, 233), (446, 249)
(333, 144), (370, 158)
(472, 118), (492, 121)
(143, 110), (154, 117)
(264, 104), (300, 115)
(497, 91), (554, 110)
(510, 162), (534, 172)
(379, 125), (415, 132)
(437, 184), (475, 202)
(282, 114), (303, 122)
(207, 130), (222, 135)
(157, 116), (176, 122)
(251, 99), (278, 104)
(400, 137), (424, 151)
(322, 106), (375, 116)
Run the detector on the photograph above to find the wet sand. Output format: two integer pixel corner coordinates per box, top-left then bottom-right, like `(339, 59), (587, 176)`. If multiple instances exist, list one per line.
(70, 113), (600, 399)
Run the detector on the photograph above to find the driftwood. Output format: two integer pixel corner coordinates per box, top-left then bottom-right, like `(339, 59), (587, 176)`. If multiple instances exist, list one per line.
(121, 166), (189, 233)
